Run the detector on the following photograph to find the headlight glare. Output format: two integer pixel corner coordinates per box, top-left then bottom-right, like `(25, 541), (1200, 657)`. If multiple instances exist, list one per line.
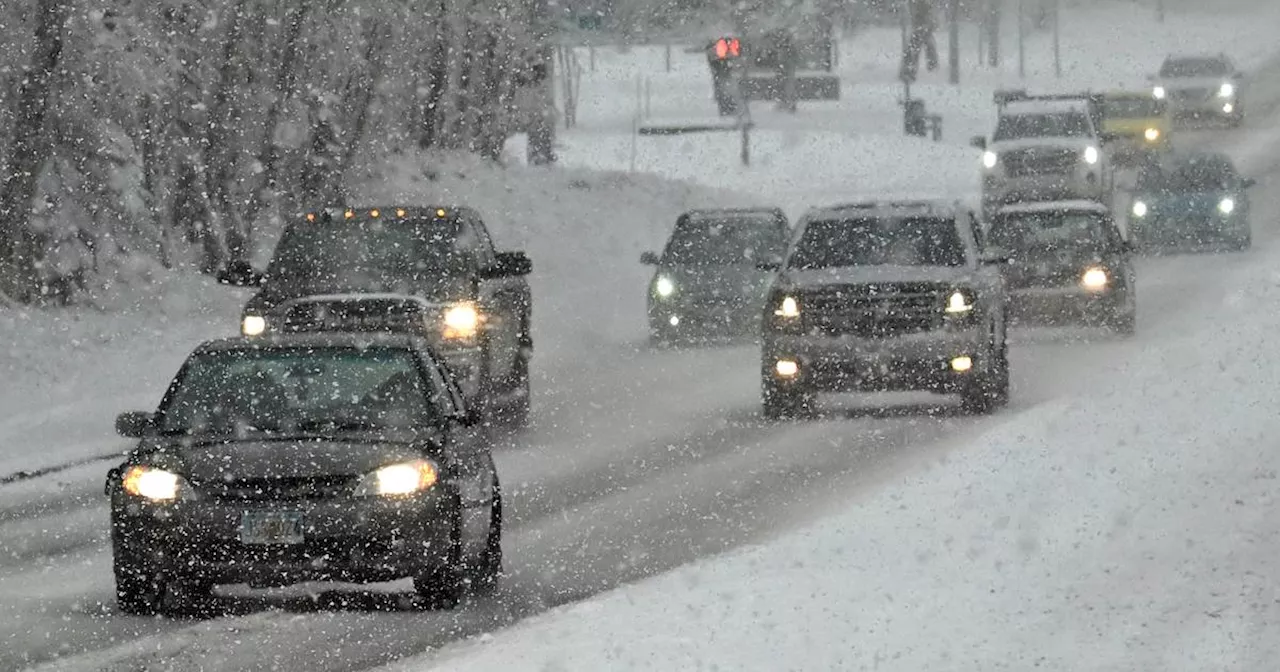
(1132, 200), (1148, 217)
(354, 460), (439, 497)
(122, 466), (188, 501)
(1218, 197), (1235, 214)
(775, 295), (800, 318)
(1144, 127), (1160, 142)
(654, 276), (675, 297)
(242, 314), (266, 336)
(1152, 86), (1166, 99)
(442, 303), (481, 339)
(982, 151), (998, 169)
(1083, 146), (1099, 165)
(1219, 82), (1235, 98)
(1081, 267), (1109, 290)
(944, 290), (974, 314)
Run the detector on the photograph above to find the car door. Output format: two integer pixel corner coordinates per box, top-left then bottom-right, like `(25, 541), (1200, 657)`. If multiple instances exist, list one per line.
(962, 212), (1006, 334)
(464, 213), (521, 378)
(420, 347), (493, 562)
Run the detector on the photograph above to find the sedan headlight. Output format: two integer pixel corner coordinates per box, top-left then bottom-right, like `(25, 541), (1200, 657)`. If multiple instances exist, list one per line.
(1081, 267), (1109, 291)
(242, 314), (266, 336)
(1144, 127), (1160, 142)
(442, 303), (481, 339)
(1132, 200), (1148, 218)
(944, 290), (974, 314)
(1152, 86), (1166, 99)
(654, 276), (675, 298)
(122, 466), (194, 502)
(1083, 146), (1099, 165)
(775, 295), (800, 318)
(353, 459), (440, 497)
(1218, 197), (1235, 214)
(1219, 82), (1235, 98)
(982, 151), (998, 169)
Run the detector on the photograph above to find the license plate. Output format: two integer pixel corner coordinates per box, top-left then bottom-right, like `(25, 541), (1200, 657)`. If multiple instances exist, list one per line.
(240, 510), (304, 545)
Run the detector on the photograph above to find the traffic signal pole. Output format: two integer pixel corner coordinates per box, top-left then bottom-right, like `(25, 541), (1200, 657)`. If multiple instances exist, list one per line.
(948, 0), (960, 84)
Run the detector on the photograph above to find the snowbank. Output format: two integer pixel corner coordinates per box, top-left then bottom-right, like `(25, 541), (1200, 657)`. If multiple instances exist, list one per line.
(381, 191), (1280, 672)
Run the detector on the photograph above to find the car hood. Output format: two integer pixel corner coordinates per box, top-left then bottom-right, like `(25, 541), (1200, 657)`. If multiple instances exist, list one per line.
(1159, 76), (1231, 90)
(249, 275), (473, 314)
(657, 264), (773, 297)
(137, 434), (432, 484)
(990, 137), (1096, 152)
(782, 265), (974, 288)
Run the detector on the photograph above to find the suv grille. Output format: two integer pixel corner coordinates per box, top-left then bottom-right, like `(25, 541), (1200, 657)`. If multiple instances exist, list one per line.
(803, 282), (947, 338)
(1170, 87), (1212, 102)
(1002, 148), (1078, 177)
(281, 298), (429, 334)
(199, 475), (358, 501)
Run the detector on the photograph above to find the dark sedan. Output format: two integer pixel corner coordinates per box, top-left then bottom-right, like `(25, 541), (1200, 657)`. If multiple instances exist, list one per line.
(1129, 152), (1255, 251)
(106, 333), (502, 615)
(641, 207), (789, 345)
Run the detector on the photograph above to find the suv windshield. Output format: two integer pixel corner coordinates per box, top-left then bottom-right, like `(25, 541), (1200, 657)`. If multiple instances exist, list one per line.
(159, 347), (440, 436)
(1160, 57), (1229, 78)
(267, 218), (477, 282)
(662, 216), (788, 265)
(787, 216), (966, 269)
(1138, 158), (1237, 192)
(990, 211), (1117, 254)
(994, 112), (1091, 140)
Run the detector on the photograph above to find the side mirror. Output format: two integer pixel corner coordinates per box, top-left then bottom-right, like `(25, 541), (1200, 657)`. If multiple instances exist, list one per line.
(755, 258), (782, 272)
(980, 247), (1011, 266)
(105, 467), (121, 496)
(115, 411), (156, 438)
(970, 135), (987, 150)
(486, 251), (532, 278)
(1242, 177), (1257, 189)
(639, 251), (661, 265)
(216, 260), (264, 288)
(453, 405), (482, 428)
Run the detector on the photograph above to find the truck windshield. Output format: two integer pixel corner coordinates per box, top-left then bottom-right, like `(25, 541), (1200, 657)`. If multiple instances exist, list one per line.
(787, 217), (966, 269)
(1160, 58), (1229, 78)
(994, 112), (1091, 140)
(267, 218), (478, 282)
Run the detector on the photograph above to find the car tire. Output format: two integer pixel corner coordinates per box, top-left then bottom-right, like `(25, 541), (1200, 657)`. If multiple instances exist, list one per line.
(1230, 229), (1252, 251)
(499, 353), (531, 429)
(470, 475), (504, 594)
(762, 378), (811, 420)
(413, 518), (467, 609)
(114, 542), (210, 617)
(961, 339), (1009, 415)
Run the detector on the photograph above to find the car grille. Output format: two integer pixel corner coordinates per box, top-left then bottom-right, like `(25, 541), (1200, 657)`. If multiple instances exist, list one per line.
(1002, 148), (1078, 178)
(280, 297), (429, 334)
(802, 282), (947, 338)
(199, 475), (358, 501)
(1170, 87), (1213, 102)
(199, 536), (394, 566)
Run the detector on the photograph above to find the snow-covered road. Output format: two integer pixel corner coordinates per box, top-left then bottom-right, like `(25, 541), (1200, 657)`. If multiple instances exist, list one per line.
(6, 4), (1280, 671)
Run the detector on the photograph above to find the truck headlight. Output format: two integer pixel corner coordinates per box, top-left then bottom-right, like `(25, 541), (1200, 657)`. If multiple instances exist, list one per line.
(442, 303), (481, 339)
(1218, 197), (1235, 214)
(1143, 128), (1160, 142)
(242, 314), (266, 336)
(1081, 267), (1108, 291)
(1132, 200), (1148, 217)
(982, 151), (998, 169)
(1152, 86), (1166, 99)
(775, 295), (800, 318)
(654, 276), (675, 297)
(353, 460), (439, 497)
(1083, 146), (1099, 165)
(944, 290), (974, 314)
(1219, 82), (1235, 98)
(122, 466), (194, 502)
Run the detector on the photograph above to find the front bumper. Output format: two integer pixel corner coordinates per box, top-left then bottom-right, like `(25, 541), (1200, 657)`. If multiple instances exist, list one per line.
(764, 327), (989, 393)
(648, 298), (759, 335)
(1167, 95), (1237, 118)
(1131, 214), (1247, 246)
(111, 491), (454, 586)
(984, 167), (1103, 205)
(1008, 285), (1122, 324)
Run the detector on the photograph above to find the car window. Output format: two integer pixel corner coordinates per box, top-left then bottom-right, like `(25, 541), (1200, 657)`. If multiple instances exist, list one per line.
(662, 216), (789, 265)
(1139, 158), (1237, 191)
(1160, 57), (1229, 77)
(1103, 97), (1165, 118)
(461, 213), (496, 267)
(158, 347), (438, 436)
(266, 217), (475, 282)
(994, 112), (1092, 140)
(787, 216), (966, 269)
(990, 212), (1119, 253)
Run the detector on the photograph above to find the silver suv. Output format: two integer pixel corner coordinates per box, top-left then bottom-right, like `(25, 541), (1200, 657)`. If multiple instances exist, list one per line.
(758, 201), (1010, 418)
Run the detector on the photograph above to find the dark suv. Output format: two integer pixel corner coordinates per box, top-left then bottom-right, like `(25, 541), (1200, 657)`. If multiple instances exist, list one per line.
(218, 206), (533, 425)
(759, 201), (1010, 417)
(641, 207), (789, 344)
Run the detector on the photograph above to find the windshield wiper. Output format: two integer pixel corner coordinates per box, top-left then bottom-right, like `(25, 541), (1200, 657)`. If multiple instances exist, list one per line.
(294, 418), (386, 433)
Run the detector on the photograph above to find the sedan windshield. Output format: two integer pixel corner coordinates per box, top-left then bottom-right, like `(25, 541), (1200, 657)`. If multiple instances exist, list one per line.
(994, 112), (1091, 140)
(662, 216), (788, 265)
(787, 217), (966, 269)
(990, 212), (1117, 254)
(159, 347), (438, 436)
(1138, 158), (1237, 192)
(267, 218), (478, 282)
(1159, 57), (1229, 78)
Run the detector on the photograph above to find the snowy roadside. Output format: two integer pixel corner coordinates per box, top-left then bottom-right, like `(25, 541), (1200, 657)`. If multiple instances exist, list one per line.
(380, 179), (1280, 672)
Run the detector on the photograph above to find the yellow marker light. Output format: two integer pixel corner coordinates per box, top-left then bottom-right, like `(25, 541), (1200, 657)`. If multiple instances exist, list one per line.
(1132, 201), (1148, 217)
(1081, 267), (1109, 291)
(950, 356), (973, 373)
(122, 466), (181, 501)
(370, 209), (380, 218)
(344, 209), (355, 219)
(396, 208), (407, 218)
(945, 291), (973, 314)
(775, 296), (800, 318)
(241, 315), (266, 336)
(1144, 127), (1160, 142)
(775, 360), (799, 377)
(436, 208), (447, 217)
(306, 213), (316, 222)
(442, 303), (481, 339)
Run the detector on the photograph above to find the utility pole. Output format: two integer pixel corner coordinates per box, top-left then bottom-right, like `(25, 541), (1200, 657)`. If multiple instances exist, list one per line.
(948, 0), (960, 84)
(1156, 0), (1165, 23)
(988, 0), (1001, 67)
(1052, 0), (1061, 78)
(1017, 0), (1025, 78)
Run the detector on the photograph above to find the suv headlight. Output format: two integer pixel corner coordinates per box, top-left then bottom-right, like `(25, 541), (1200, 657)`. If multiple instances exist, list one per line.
(774, 295), (800, 318)
(1219, 82), (1235, 98)
(122, 466), (196, 502)
(442, 303), (481, 340)
(1218, 197), (1235, 214)
(1153, 86), (1166, 99)
(1132, 200), (1148, 217)
(944, 290), (975, 314)
(1143, 128), (1160, 142)
(982, 151), (998, 169)
(1083, 146), (1099, 165)
(242, 314), (266, 336)
(1081, 267), (1109, 291)
(654, 276), (675, 298)
(353, 459), (440, 497)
